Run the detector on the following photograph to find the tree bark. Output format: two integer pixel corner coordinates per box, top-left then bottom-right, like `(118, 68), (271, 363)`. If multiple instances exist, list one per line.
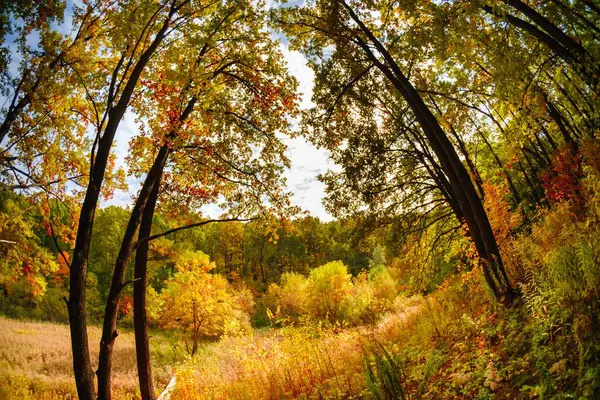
(69, 6), (176, 395)
(97, 94), (196, 400)
(134, 173), (162, 400)
(96, 145), (170, 400)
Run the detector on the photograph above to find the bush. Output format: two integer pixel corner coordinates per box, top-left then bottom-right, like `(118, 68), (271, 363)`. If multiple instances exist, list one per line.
(265, 261), (399, 326)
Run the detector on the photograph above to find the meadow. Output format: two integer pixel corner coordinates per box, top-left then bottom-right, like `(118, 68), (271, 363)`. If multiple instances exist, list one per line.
(3, 259), (597, 400)
(0, 318), (175, 399)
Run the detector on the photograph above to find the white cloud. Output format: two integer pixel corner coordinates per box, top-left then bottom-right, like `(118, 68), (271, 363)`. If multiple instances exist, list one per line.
(280, 47), (315, 110)
(101, 112), (140, 209)
(280, 45), (336, 222)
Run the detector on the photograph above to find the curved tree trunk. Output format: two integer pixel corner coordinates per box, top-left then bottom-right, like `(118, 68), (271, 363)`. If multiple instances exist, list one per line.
(338, 0), (515, 301)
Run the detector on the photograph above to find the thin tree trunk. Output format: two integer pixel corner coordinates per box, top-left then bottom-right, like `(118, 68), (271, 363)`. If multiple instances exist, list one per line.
(97, 95), (195, 400)
(548, 0), (600, 39)
(538, 122), (558, 151)
(483, 4), (598, 88)
(134, 173), (162, 400)
(505, 0), (587, 57)
(549, 79), (594, 132)
(546, 97), (577, 147)
(483, 5), (575, 61)
(96, 145), (170, 400)
(475, 124), (522, 206)
(520, 150), (544, 204)
(429, 95), (485, 199)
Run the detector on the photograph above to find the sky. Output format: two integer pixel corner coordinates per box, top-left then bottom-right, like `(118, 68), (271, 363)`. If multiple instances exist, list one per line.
(3, 2), (337, 222)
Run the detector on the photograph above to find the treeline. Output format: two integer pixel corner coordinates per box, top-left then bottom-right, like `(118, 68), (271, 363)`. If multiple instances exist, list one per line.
(0, 190), (376, 321)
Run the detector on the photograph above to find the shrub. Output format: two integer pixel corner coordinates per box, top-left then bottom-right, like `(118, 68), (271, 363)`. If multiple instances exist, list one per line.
(306, 261), (353, 321)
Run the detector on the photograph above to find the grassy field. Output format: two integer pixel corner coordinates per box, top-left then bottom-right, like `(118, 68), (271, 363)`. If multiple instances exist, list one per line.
(170, 303), (424, 399)
(2, 272), (597, 399)
(0, 317), (177, 399)
(0, 301), (422, 400)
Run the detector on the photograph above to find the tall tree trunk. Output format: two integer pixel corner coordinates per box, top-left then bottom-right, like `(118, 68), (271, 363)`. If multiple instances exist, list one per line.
(429, 95), (485, 199)
(259, 243), (266, 283)
(519, 150), (545, 204)
(338, 0), (514, 300)
(547, 76), (594, 132)
(96, 146), (170, 400)
(538, 122), (558, 151)
(68, 5), (176, 398)
(408, 130), (465, 225)
(96, 94), (196, 400)
(134, 174), (162, 400)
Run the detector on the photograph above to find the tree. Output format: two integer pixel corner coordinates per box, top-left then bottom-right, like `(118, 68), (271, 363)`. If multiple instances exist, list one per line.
(481, 0), (599, 89)
(157, 251), (253, 356)
(307, 260), (353, 321)
(0, 188), (58, 299)
(276, 0), (515, 301)
(103, 1), (301, 397)
(64, 2), (194, 397)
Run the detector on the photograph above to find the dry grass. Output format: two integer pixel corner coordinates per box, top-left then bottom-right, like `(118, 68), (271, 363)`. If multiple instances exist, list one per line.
(171, 303), (425, 399)
(0, 297), (429, 399)
(0, 317), (175, 399)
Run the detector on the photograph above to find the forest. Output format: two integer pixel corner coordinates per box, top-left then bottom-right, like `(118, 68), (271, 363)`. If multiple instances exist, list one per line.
(0, 0), (599, 398)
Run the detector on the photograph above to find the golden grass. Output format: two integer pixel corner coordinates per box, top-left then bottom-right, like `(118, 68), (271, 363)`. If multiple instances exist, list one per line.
(172, 303), (425, 399)
(0, 293), (443, 399)
(0, 317), (174, 399)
